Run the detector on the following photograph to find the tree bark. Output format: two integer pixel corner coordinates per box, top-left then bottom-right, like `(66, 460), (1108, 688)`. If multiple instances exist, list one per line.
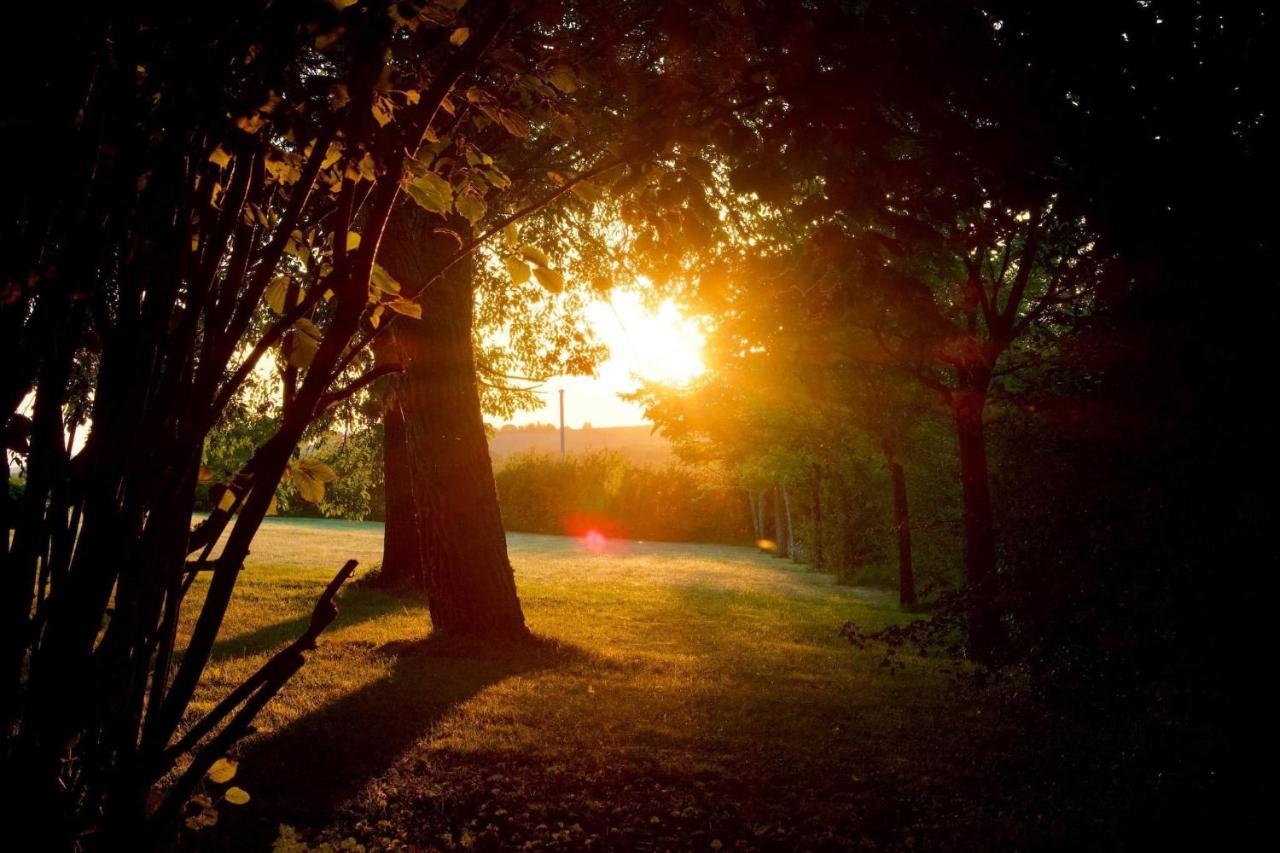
(810, 463), (825, 571)
(376, 342), (420, 589)
(952, 379), (1001, 661)
(747, 490), (763, 544)
(782, 485), (799, 562)
(377, 207), (527, 638)
(772, 484), (791, 558)
(882, 440), (916, 608)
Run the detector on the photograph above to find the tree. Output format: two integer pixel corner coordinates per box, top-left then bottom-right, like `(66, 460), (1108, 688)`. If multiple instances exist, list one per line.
(0, 0), (530, 842)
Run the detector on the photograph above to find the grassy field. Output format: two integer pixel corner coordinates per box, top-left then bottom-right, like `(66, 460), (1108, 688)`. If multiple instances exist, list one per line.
(182, 518), (1110, 851)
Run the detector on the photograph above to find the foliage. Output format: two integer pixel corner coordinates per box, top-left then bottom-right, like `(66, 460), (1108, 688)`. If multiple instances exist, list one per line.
(494, 450), (750, 545)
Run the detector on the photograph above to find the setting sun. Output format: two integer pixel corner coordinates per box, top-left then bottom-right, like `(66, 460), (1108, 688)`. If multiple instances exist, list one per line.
(598, 291), (706, 387)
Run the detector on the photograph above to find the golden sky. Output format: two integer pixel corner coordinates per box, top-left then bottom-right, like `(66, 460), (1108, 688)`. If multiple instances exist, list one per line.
(498, 290), (705, 428)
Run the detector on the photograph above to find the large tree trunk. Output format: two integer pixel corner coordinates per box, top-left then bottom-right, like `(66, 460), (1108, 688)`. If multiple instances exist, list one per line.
(810, 463), (825, 571)
(377, 208), (527, 638)
(952, 379), (1001, 661)
(376, 354), (420, 589)
(882, 439), (917, 608)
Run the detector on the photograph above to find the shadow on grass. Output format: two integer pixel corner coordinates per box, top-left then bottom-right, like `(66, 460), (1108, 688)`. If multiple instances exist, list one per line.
(211, 633), (590, 848)
(209, 588), (425, 661)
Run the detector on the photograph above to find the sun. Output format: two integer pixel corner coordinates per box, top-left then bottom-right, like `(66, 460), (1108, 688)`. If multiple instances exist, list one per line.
(595, 292), (706, 386)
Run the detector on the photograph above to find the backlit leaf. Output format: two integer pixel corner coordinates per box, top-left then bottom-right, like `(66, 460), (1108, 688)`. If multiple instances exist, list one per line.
(519, 245), (550, 267)
(223, 787), (251, 806)
(450, 27), (470, 45)
(547, 67), (579, 94)
(406, 170), (453, 214)
(455, 193), (486, 225)
(208, 146), (231, 168)
(533, 266), (565, 293)
(207, 758), (237, 784)
(504, 257), (531, 285)
(386, 297), (423, 319)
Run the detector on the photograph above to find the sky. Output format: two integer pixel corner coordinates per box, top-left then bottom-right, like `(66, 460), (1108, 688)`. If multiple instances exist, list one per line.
(496, 290), (706, 429)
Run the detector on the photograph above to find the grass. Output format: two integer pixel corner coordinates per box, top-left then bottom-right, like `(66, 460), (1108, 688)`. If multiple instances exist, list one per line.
(180, 519), (1117, 851)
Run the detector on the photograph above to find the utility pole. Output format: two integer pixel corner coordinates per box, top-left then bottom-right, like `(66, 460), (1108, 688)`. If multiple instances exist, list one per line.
(559, 388), (566, 458)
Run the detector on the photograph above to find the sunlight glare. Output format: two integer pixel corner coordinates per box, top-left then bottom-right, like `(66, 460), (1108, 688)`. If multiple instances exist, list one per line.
(599, 291), (706, 387)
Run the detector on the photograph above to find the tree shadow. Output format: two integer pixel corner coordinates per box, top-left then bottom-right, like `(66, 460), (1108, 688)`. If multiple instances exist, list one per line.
(208, 633), (590, 848)
(209, 588), (425, 661)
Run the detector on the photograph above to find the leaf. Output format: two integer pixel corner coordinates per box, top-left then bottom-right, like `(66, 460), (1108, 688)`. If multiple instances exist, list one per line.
(455, 193), (486, 225)
(223, 787), (251, 806)
(386, 297), (423, 318)
(371, 98), (393, 128)
(297, 458), (339, 482)
(369, 264), (402, 296)
(292, 458), (338, 504)
(533, 266), (565, 293)
(450, 27), (471, 45)
(198, 466), (214, 484)
(406, 170), (453, 214)
(495, 109), (530, 139)
(547, 67), (579, 94)
(330, 0), (360, 9)
(570, 180), (602, 203)
(207, 758), (238, 784)
(346, 232), (361, 251)
(519, 245), (550, 267)
(504, 256), (531, 285)
(208, 146), (231, 168)
(287, 321), (320, 369)
(265, 276), (302, 314)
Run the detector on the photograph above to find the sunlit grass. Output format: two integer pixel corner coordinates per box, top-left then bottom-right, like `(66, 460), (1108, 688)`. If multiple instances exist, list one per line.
(181, 519), (1083, 850)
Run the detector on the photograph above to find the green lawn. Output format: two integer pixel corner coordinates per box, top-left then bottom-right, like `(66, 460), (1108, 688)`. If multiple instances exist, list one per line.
(182, 519), (1102, 851)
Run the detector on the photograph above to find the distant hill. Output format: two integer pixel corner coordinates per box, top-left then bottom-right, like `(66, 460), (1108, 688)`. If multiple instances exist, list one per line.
(489, 424), (676, 467)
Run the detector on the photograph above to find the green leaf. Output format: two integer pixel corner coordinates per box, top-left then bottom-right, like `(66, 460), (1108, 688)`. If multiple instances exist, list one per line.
(570, 180), (602, 203)
(533, 266), (565, 293)
(223, 787), (251, 806)
(406, 170), (453, 214)
(547, 67), (579, 94)
(455, 193), (486, 225)
(207, 758), (237, 784)
(504, 256), (531, 285)
(287, 320), (321, 370)
(519, 245), (550, 267)
(385, 297), (423, 319)
(495, 109), (530, 139)
(265, 276), (302, 314)
(369, 264), (402, 296)
(291, 457), (337, 504)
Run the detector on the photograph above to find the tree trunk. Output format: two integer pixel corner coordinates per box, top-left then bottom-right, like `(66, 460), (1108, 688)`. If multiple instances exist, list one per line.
(377, 208), (527, 638)
(772, 484), (791, 558)
(747, 490), (763, 543)
(811, 463), (825, 571)
(782, 485), (799, 562)
(952, 381), (1000, 661)
(376, 349), (420, 589)
(882, 440), (916, 608)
